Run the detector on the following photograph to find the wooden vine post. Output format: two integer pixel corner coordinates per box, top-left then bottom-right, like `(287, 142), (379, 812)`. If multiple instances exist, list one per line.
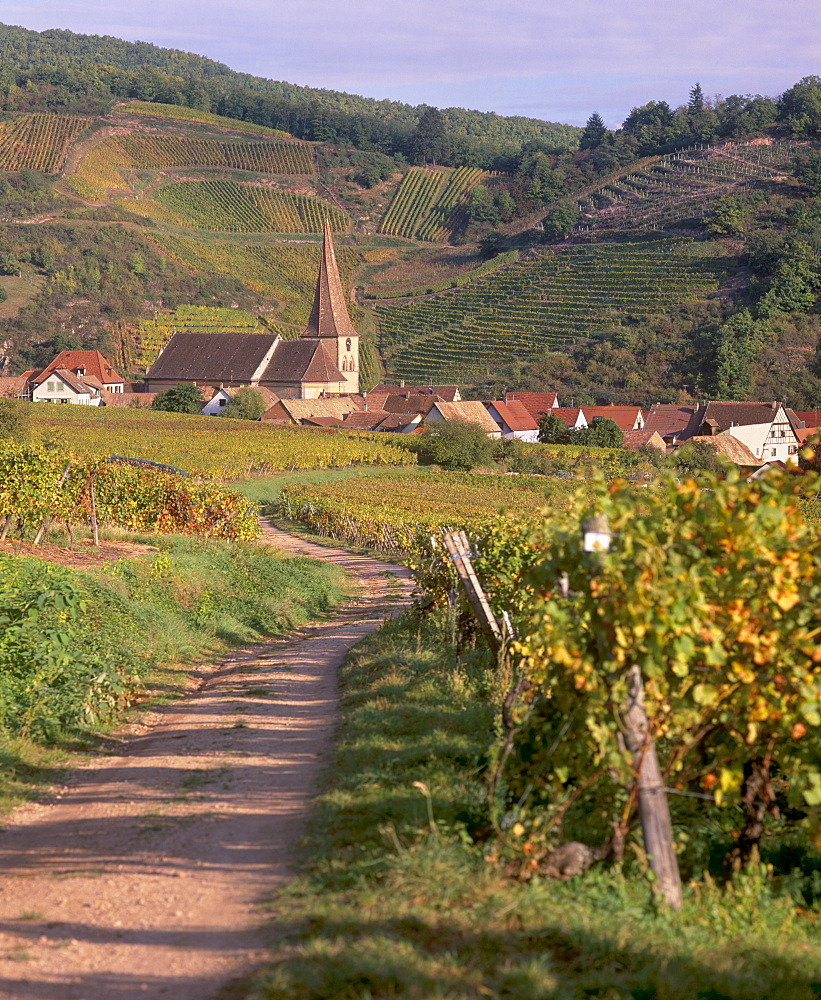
(582, 514), (682, 911)
(441, 529), (504, 656)
(624, 664), (683, 911)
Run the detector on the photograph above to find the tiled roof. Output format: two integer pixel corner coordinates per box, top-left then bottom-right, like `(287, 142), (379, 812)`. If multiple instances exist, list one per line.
(44, 368), (99, 396)
(260, 340), (344, 384)
(486, 400), (539, 432)
(34, 350), (123, 385)
(623, 429), (666, 452)
(581, 406), (644, 431)
(373, 383), (460, 401)
(300, 220), (359, 342)
(266, 397), (359, 422)
(700, 401), (785, 431)
(147, 333), (278, 382)
(688, 432), (759, 466)
(551, 407), (586, 427)
(382, 393), (444, 414)
(429, 401), (501, 435)
(505, 391), (558, 417)
(0, 376), (28, 397)
(100, 390), (157, 408)
(644, 404), (699, 439)
(792, 411), (821, 428)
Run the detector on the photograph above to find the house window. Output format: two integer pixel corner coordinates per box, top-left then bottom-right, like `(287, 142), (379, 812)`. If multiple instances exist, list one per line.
(218, 398), (226, 406)
(771, 448), (777, 457)
(55, 382), (64, 391)
(46, 381), (54, 392)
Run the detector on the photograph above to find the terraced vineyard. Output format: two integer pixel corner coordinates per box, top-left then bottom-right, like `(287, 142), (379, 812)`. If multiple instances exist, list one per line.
(380, 166), (484, 240)
(0, 113), (90, 173)
(118, 134), (314, 173)
(135, 305), (265, 366)
(375, 238), (722, 382)
(151, 180), (349, 232)
(577, 140), (802, 234)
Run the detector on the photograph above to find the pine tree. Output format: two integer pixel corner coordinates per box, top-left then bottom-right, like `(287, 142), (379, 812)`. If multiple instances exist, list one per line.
(579, 112), (607, 150)
(688, 83), (705, 114)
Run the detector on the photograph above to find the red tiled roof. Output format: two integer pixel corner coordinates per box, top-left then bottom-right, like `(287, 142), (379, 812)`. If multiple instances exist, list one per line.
(688, 432), (759, 466)
(581, 406), (644, 431)
(100, 390), (157, 408)
(644, 404), (699, 439)
(486, 400), (539, 432)
(550, 407), (586, 427)
(505, 392), (558, 417)
(793, 411), (821, 428)
(33, 350), (123, 385)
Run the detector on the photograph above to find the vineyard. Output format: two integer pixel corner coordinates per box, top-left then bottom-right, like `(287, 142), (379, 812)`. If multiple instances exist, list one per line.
(0, 113), (90, 173)
(26, 407), (414, 479)
(135, 305), (266, 366)
(0, 443), (259, 541)
(380, 166), (485, 240)
(117, 134), (314, 174)
(373, 237), (721, 382)
(145, 234), (363, 329)
(577, 140), (803, 234)
(278, 471), (577, 552)
(151, 180), (349, 233)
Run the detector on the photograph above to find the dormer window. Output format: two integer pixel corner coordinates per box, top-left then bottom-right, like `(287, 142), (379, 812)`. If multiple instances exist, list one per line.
(76, 367), (86, 376)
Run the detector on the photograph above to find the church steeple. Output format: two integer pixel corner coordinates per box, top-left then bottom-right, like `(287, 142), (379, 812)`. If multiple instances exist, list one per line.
(300, 220), (359, 393)
(301, 220), (359, 341)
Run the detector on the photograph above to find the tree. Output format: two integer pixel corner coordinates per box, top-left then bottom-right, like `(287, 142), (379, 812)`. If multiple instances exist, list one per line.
(468, 185), (500, 226)
(579, 112), (607, 150)
(705, 196), (746, 236)
(688, 83), (705, 115)
(712, 310), (765, 399)
(669, 439), (726, 477)
(576, 416), (623, 448)
(795, 150), (821, 196)
(542, 200), (578, 239)
(222, 386), (266, 420)
(411, 106), (449, 164)
(538, 412), (570, 444)
(478, 230), (505, 259)
(151, 383), (203, 414)
(425, 420), (494, 471)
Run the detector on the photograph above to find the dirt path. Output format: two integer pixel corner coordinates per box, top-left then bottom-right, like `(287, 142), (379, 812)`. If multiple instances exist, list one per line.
(0, 523), (413, 1000)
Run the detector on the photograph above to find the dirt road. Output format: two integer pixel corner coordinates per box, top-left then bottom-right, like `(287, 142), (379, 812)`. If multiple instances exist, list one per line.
(0, 524), (413, 1000)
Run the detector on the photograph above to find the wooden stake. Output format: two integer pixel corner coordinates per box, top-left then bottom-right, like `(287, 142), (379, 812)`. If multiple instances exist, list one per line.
(442, 529), (504, 655)
(624, 664), (682, 910)
(89, 473), (99, 547)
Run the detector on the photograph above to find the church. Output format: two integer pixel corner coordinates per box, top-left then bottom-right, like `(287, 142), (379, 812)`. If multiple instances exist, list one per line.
(145, 221), (359, 398)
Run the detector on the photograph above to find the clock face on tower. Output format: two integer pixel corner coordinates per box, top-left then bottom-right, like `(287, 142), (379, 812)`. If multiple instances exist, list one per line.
(346, 338), (352, 351)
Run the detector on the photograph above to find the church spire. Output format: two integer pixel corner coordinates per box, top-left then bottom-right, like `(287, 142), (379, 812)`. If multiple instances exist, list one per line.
(300, 220), (358, 341)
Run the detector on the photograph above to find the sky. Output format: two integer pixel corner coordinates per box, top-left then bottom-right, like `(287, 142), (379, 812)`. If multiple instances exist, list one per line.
(1, 0), (818, 127)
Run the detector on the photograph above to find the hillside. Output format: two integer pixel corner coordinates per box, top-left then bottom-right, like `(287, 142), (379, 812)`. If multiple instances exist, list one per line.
(0, 28), (818, 405)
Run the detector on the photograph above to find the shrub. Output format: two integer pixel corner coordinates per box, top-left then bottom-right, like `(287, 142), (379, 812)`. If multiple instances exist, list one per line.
(425, 420), (494, 471)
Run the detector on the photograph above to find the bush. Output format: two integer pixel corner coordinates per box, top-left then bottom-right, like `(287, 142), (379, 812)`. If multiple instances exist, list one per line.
(0, 397), (29, 442)
(223, 387), (266, 420)
(151, 383), (203, 414)
(425, 420), (495, 471)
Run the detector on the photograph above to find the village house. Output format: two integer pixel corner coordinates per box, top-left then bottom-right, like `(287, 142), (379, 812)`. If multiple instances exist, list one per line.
(484, 400), (540, 442)
(580, 405), (645, 432)
(422, 400), (502, 438)
(646, 401), (803, 464)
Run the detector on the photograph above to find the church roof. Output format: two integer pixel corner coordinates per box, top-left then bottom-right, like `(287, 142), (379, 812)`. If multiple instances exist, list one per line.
(260, 339), (344, 384)
(300, 220), (358, 342)
(146, 332), (279, 382)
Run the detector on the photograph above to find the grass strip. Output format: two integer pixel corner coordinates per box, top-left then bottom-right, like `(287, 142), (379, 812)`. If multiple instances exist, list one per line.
(0, 531), (349, 811)
(249, 609), (821, 1000)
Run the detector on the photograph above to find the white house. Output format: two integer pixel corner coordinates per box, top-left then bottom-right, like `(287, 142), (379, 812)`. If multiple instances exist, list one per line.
(30, 369), (102, 405)
(485, 400), (540, 442)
